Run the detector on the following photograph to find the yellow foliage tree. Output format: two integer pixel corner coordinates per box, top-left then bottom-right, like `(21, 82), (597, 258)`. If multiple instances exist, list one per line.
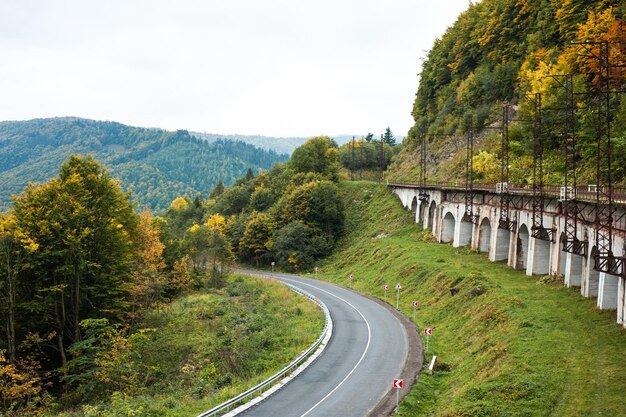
(473, 150), (501, 183)
(169, 197), (189, 211)
(205, 214), (226, 234)
(128, 212), (166, 315)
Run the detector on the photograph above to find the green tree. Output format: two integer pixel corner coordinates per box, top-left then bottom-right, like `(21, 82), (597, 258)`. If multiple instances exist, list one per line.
(13, 155), (138, 367)
(272, 221), (332, 271)
(211, 185), (251, 215)
(274, 180), (344, 242)
(209, 180), (225, 198)
(239, 212), (276, 265)
(289, 136), (340, 180)
(383, 127), (396, 145)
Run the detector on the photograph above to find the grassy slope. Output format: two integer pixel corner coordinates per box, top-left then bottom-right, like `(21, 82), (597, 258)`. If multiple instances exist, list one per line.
(316, 181), (626, 417)
(56, 274), (323, 417)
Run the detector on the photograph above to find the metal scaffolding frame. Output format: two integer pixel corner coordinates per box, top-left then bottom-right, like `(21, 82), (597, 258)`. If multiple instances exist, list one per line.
(462, 124), (479, 224)
(418, 132), (429, 203)
(498, 103), (517, 231)
(574, 40), (624, 276)
(530, 93), (555, 242)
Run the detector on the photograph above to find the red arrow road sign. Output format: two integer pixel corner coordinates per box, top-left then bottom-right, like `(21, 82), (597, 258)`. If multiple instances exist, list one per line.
(383, 284), (389, 290)
(348, 273), (353, 279)
(393, 379), (404, 389)
(424, 328), (433, 335)
(412, 301), (419, 307)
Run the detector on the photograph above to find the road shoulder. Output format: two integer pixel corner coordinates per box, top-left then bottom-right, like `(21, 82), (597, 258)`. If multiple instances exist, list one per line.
(362, 293), (423, 417)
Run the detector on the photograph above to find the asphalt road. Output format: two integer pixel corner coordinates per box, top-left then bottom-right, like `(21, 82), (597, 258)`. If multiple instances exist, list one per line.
(237, 270), (408, 417)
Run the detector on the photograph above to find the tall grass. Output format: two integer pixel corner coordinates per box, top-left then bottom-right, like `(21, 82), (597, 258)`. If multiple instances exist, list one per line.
(53, 274), (324, 417)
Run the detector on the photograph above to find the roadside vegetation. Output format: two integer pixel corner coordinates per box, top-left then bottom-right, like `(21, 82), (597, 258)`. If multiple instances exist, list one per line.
(316, 181), (626, 417)
(52, 274), (323, 417)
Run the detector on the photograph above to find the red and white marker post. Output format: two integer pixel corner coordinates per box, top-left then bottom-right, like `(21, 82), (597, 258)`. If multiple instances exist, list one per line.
(424, 327), (433, 352)
(412, 300), (419, 321)
(393, 379), (403, 413)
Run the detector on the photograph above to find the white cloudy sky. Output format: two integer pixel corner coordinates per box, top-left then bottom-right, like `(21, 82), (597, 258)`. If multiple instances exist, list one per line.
(0, 1), (471, 138)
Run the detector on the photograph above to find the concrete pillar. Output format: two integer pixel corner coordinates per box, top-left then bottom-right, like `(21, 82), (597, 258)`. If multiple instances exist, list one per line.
(529, 237), (551, 276)
(581, 253), (600, 297)
(564, 253), (583, 287)
(558, 246), (567, 278)
(478, 218), (491, 253)
(456, 219), (472, 247)
(548, 223), (562, 276)
(617, 277), (625, 326)
(515, 226), (529, 271)
(432, 206), (441, 239)
(415, 201), (422, 224)
(597, 272), (619, 310)
(441, 212), (455, 243)
(409, 197), (417, 215)
(491, 227), (511, 262)
(423, 203), (431, 229)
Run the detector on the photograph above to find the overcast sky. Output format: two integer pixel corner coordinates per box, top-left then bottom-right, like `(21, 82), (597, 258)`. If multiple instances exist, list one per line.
(0, 1), (471, 138)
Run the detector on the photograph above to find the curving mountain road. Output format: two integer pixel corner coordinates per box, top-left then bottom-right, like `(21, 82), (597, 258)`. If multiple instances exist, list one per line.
(237, 270), (409, 417)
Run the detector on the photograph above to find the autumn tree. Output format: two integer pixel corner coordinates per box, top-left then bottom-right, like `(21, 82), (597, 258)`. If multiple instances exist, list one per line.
(0, 335), (49, 415)
(182, 214), (233, 287)
(12, 155), (138, 367)
(239, 212), (276, 265)
(127, 212), (166, 315)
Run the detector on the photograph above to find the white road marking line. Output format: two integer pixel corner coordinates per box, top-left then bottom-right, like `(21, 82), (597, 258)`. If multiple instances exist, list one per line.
(278, 276), (373, 417)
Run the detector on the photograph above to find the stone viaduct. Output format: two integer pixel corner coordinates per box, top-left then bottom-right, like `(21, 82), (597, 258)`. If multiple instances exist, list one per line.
(391, 183), (626, 328)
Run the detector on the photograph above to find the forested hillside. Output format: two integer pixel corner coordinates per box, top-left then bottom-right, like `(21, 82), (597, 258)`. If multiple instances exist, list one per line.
(389, 0), (626, 185)
(0, 118), (288, 212)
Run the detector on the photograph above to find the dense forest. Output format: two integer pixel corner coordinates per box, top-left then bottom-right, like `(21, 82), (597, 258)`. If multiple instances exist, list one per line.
(168, 136), (346, 273)
(0, 135), (344, 415)
(0, 118), (288, 212)
(389, 0), (626, 186)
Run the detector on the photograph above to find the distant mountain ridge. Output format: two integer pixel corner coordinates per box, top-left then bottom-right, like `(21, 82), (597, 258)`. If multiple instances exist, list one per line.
(191, 132), (359, 155)
(191, 132), (307, 155)
(0, 117), (288, 212)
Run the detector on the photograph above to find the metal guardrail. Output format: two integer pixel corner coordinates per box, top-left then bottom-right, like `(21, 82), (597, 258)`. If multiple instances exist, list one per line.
(196, 282), (332, 417)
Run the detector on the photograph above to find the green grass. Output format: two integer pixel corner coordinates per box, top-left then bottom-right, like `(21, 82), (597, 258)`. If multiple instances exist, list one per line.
(314, 181), (626, 417)
(53, 274), (324, 417)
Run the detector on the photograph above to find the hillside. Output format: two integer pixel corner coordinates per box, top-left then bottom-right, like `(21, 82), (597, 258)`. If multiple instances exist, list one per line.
(390, 0), (626, 186)
(316, 181), (626, 417)
(0, 118), (288, 212)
